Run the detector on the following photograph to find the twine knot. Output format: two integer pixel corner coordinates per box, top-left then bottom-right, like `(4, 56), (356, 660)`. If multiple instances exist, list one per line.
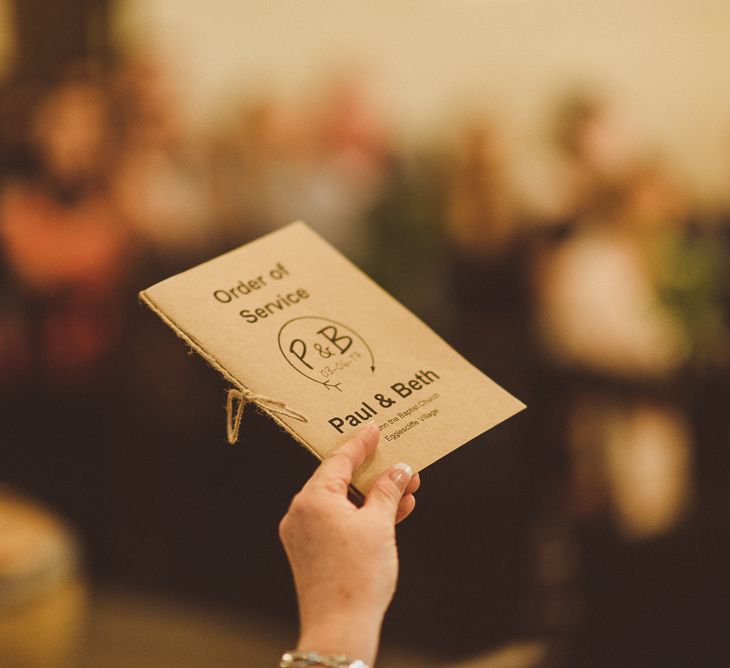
(226, 387), (308, 444)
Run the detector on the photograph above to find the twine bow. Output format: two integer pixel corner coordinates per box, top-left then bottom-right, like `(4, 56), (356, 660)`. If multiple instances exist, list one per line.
(226, 387), (308, 444)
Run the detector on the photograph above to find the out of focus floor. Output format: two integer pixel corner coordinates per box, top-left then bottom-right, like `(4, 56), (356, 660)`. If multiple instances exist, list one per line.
(81, 588), (427, 668)
(80, 589), (546, 668)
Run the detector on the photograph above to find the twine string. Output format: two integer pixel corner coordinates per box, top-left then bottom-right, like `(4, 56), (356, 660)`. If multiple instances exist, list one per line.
(226, 387), (308, 444)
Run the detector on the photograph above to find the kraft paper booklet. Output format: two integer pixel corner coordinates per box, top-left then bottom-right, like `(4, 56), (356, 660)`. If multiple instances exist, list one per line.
(140, 222), (525, 491)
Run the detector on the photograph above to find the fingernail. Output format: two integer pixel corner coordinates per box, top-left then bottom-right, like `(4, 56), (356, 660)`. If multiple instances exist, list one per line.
(389, 462), (412, 490)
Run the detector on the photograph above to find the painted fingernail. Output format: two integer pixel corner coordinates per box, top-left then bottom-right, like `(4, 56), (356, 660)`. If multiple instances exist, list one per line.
(389, 462), (412, 490)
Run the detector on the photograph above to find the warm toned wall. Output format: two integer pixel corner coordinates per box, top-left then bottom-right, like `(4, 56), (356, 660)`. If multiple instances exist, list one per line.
(116, 0), (730, 201)
(4, 1), (729, 200)
(0, 0), (14, 80)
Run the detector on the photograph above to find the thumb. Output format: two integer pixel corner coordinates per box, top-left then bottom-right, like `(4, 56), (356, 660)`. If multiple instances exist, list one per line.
(364, 463), (413, 521)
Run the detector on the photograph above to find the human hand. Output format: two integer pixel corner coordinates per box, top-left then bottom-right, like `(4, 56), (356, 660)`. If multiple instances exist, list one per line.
(279, 423), (420, 666)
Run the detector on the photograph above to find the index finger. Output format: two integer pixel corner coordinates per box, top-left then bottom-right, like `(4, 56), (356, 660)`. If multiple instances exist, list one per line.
(306, 423), (379, 494)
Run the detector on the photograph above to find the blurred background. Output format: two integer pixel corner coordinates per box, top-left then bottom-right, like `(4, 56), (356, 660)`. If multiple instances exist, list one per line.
(1, 1), (729, 666)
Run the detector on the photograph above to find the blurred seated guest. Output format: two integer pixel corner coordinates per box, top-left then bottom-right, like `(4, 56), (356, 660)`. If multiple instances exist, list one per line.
(444, 118), (528, 381)
(0, 488), (86, 668)
(112, 52), (217, 265)
(516, 91), (638, 228)
(446, 119), (514, 261)
(534, 215), (688, 377)
(207, 73), (393, 265)
(297, 74), (393, 263)
(534, 157), (723, 378)
(244, 74), (393, 263)
(0, 75), (131, 386)
(207, 94), (299, 243)
(532, 158), (717, 539)
(554, 93), (636, 217)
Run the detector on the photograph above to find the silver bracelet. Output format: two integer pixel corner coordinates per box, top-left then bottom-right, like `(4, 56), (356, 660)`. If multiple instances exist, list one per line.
(279, 650), (369, 668)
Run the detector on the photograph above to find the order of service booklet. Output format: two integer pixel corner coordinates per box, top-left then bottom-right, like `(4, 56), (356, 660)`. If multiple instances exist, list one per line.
(140, 222), (525, 492)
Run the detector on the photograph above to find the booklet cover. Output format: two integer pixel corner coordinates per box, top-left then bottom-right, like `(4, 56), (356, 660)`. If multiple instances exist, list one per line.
(140, 222), (525, 491)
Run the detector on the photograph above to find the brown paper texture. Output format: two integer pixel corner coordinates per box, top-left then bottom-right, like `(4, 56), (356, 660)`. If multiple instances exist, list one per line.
(140, 222), (525, 491)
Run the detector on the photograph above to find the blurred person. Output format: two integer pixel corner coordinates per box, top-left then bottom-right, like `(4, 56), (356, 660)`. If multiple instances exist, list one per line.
(446, 119), (514, 260)
(442, 120), (550, 660)
(444, 118), (529, 384)
(266, 74), (393, 264)
(206, 74), (393, 264)
(535, 157), (723, 380)
(0, 74), (131, 386)
(366, 144), (449, 320)
(553, 94), (636, 216)
(516, 92), (637, 228)
(0, 74), (141, 582)
(534, 209), (688, 379)
(526, 135), (713, 664)
(532, 135), (695, 380)
(532, 160), (696, 530)
(112, 53), (217, 264)
(207, 94), (300, 243)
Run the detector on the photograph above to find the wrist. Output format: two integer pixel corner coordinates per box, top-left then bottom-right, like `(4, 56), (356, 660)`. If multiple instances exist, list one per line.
(297, 613), (383, 667)
(281, 651), (369, 668)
